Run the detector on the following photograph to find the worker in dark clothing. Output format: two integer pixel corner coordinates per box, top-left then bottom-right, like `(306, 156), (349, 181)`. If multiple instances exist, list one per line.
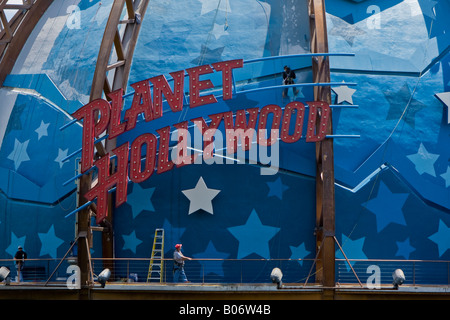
(282, 66), (299, 98)
(14, 246), (27, 282)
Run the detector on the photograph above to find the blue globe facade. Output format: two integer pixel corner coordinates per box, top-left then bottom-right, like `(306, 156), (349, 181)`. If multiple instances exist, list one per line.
(0, 0), (449, 285)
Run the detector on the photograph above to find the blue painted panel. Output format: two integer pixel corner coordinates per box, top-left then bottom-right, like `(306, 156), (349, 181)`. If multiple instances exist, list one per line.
(0, 0), (449, 286)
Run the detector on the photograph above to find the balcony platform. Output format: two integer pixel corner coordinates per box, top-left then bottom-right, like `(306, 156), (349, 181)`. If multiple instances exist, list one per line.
(1, 282), (450, 300)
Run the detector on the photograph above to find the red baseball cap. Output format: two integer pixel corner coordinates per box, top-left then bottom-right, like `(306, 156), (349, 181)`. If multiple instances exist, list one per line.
(175, 244), (182, 249)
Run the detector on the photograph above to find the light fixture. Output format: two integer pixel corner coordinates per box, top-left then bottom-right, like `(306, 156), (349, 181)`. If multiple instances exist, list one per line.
(392, 269), (405, 289)
(98, 268), (111, 288)
(0, 267), (10, 286)
(270, 267), (283, 289)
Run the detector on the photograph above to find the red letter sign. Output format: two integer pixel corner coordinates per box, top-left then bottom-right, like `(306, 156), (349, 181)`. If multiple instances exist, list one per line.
(305, 101), (330, 142)
(150, 70), (185, 116)
(186, 65), (218, 108)
(85, 142), (130, 224)
(281, 101), (305, 143)
(107, 88), (127, 139)
(125, 79), (153, 131)
(71, 98), (111, 173)
(212, 59), (243, 100)
(130, 133), (157, 183)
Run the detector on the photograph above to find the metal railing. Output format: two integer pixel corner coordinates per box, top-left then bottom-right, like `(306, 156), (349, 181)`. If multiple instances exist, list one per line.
(1, 257), (450, 287)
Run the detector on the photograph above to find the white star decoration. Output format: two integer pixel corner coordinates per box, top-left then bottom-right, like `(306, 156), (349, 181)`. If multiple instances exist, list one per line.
(435, 92), (450, 124)
(54, 148), (69, 169)
(7, 138), (30, 170)
(182, 177), (221, 215)
(332, 81), (356, 104)
(406, 143), (439, 177)
(35, 121), (50, 140)
(211, 23), (229, 40)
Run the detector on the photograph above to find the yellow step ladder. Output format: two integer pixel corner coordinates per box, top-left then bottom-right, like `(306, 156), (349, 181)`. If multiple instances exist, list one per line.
(146, 228), (164, 282)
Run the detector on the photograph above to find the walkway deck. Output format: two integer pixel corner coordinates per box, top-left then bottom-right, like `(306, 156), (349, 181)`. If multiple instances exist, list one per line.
(1, 282), (450, 300)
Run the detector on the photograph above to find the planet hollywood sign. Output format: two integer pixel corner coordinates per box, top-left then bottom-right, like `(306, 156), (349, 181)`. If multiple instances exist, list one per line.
(72, 59), (331, 223)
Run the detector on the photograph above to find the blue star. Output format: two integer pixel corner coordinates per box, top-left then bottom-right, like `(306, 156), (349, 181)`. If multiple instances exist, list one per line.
(406, 143), (440, 177)
(122, 230), (143, 254)
(289, 243), (312, 266)
(362, 182), (409, 232)
(440, 166), (450, 188)
(127, 184), (155, 219)
(396, 238), (415, 259)
(429, 220), (450, 257)
(266, 177), (289, 200)
(162, 219), (186, 253)
(384, 83), (427, 129)
(228, 209), (280, 259)
(6, 232), (26, 257)
(38, 225), (64, 259)
(336, 234), (367, 272)
(192, 241), (230, 277)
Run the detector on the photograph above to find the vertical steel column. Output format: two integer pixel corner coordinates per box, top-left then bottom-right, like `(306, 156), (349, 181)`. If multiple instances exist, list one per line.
(308, 0), (335, 289)
(78, 0), (150, 286)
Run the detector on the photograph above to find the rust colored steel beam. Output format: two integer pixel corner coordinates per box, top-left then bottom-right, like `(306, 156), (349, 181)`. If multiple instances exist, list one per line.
(308, 0), (336, 288)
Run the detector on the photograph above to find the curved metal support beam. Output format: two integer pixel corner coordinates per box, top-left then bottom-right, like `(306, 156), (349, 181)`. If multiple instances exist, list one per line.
(0, 0), (54, 87)
(90, 0), (150, 101)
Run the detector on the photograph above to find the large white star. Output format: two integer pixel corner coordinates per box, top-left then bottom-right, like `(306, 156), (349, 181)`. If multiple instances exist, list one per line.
(406, 143), (439, 177)
(35, 120), (50, 140)
(332, 81), (356, 104)
(182, 177), (221, 215)
(54, 148), (69, 169)
(211, 23), (229, 40)
(7, 138), (30, 170)
(435, 92), (450, 124)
